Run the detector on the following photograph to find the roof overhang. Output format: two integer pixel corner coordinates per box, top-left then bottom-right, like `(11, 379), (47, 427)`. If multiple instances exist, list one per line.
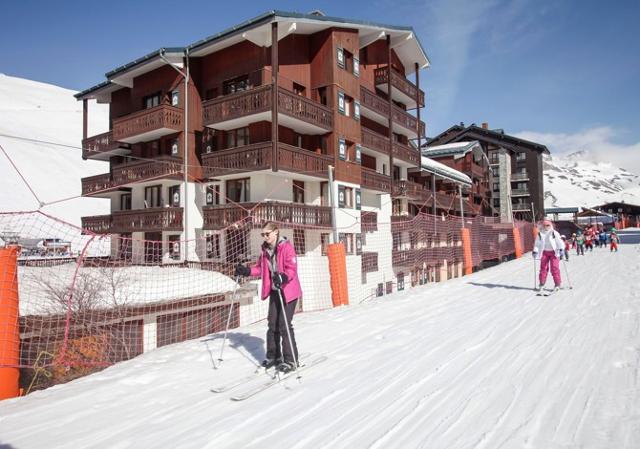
(106, 48), (185, 88)
(74, 81), (121, 103)
(417, 156), (472, 187)
(188, 11), (430, 74)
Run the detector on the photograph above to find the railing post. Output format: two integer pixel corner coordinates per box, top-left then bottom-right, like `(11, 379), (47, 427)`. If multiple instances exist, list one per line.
(271, 22), (279, 173)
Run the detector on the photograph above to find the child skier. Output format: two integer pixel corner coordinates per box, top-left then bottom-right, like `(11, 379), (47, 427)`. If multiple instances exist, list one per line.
(575, 231), (585, 255)
(234, 221), (302, 373)
(610, 231), (619, 252)
(561, 235), (570, 261)
(533, 219), (564, 293)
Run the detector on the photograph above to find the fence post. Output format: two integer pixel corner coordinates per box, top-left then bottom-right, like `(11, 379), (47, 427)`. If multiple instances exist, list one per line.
(460, 228), (473, 275)
(327, 243), (349, 306)
(513, 226), (523, 258)
(0, 246), (20, 400)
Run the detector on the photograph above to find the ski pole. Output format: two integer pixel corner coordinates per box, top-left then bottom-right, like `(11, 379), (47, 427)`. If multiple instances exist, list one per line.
(217, 275), (240, 364)
(532, 254), (537, 290)
(561, 259), (573, 290)
(276, 286), (301, 380)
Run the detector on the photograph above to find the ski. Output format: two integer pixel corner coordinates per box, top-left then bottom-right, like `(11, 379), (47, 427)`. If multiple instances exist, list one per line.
(543, 288), (561, 297)
(230, 355), (328, 401)
(210, 352), (311, 393)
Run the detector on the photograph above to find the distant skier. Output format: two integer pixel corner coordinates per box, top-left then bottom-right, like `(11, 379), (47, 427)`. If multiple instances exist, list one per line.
(533, 219), (564, 293)
(599, 231), (607, 248)
(575, 231), (585, 256)
(610, 231), (619, 252)
(234, 221), (302, 373)
(584, 232), (594, 252)
(561, 235), (570, 261)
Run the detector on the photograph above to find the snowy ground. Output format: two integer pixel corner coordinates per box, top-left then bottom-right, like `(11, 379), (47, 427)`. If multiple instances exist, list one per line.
(1, 242), (639, 449)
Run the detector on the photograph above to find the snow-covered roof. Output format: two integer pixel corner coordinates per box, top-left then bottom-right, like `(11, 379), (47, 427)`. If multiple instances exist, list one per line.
(420, 156), (472, 187)
(422, 141), (481, 159)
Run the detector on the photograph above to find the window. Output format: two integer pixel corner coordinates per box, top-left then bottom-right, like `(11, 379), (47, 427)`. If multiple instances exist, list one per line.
(226, 178), (250, 203)
(143, 92), (161, 109)
(145, 185), (162, 208)
(293, 229), (305, 254)
(338, 186), (353, 209)
(318, 87), (328, 106)
(337, 47), (345, 68)
(168, 235), (181, 261)
(393, 165), (401, 181)
(226, 127), (250, 148)
(397, 273), (405, 291)
(339, 233), (354, 254)
(293, 83), (305, 96)
(516, 152), (526, 161)
(338, 91), (345, 114)
(206, 234), (221, 258)
(320, 182), (329, 206)
(376, 283), (384, 297)
(493, 198), (500, 208)
(169, 185), (181, 207)
(223, 75), (249, 94)
(206, 184), (220, 206)
(320, 233), (330, 255)
(293, 181), (305, 204)
(392, 199), (402, 216)
(493, 182), (499, 191)
(120, 193), (131, 211)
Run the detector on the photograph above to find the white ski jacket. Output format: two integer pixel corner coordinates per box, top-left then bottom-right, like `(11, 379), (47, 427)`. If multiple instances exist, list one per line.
(533, 229), (565, 258)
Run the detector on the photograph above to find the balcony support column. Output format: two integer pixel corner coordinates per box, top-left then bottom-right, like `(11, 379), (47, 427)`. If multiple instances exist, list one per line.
(431, 175), (436, 216)
(386, 35), (394, 178)
(271, 22), (279, 172)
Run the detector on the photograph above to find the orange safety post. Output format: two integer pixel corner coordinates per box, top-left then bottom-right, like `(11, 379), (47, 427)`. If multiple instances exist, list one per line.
(513, 227), (523, 258)
(0, 246), (20, 400)
(460, 228), (473, 275)
(327, 243), (349, 306)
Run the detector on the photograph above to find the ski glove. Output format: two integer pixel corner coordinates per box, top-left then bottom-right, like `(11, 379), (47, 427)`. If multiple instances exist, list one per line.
(272, 272), (288, 289)
(234, 264), (251, 277)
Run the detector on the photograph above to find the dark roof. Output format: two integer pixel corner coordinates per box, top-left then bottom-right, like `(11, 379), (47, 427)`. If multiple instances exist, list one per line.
(74, 80), (113, 100)
(429, 124), (550, 154)
(545, 207), (580, 214)
(592, 202), (640, 212)
(105, 47), (185, 78)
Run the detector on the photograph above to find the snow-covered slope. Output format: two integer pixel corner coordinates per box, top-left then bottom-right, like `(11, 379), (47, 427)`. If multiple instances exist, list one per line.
(0, 73), (110, 227)
(544, 151), (640, 208)
(1, 241), (639, 448)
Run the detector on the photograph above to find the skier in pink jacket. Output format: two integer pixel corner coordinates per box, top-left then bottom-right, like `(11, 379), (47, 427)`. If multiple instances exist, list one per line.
(533, 219), (564, 293)
(235, 221), (302, 373)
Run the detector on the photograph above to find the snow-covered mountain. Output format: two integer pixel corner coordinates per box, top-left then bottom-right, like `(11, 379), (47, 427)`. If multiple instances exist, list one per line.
(0, 73), (110, 227)
(543, 151), (640, 208)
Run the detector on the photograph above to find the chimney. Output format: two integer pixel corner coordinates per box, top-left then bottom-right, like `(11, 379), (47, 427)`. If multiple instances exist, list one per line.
(482, 122), (489, 130)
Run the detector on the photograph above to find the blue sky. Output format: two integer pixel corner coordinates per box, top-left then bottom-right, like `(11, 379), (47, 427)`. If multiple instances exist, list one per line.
(2, 0), (639, 166)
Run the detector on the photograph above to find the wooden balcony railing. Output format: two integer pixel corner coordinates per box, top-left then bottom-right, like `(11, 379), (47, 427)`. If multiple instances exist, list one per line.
(113, 104), (183, 143)
(360, 87), (425, 137)
(81, 208), (183, 234)
(361, 167), (392, 193)
(512, 203), (532, 212)
(81, 157), (183, 196)
(81, 214), (112, 234)
(202, 142), (332, 179)
(511, 173), (530, 182)
(374, 68), (425, 107)
(202, 85), (333, 132)
(461, 161), (486, 179)
(393, 180), (430, 203)
(112, 208), (183, 233)
(81, 173), (115, 196)
(203, 202), (332, 230)
(361, 251), (378, 273)
(361, 128), (390, 154)
(511, 188), (530, 196)
(112, 156), (183, 185)
(393, 142), (420, 165)
(82, 131), (130, 159)
(361, 211), (378, 232)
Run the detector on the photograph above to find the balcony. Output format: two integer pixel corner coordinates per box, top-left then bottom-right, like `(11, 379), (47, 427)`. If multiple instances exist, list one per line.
(81, 156), (183, 197)
(392, 180), (430, 204)
(461, 161), (486, 179)
(511, 173), (530, 182)
(393, 142), (420, 166)
(82, 208), (183, 234)
(512, 203), (531, 212)
(374, 67), (425, 109)
(511, 188), (530, 197)
(203, 202), (332, 230)
(360, 87), (425, 139)
(201, 142), (333, 179)
(202, 85), (333, 135)
(82, 131), (131, 160)
(113, 104), (183, 144)
(361, 211), (378, 232)
(361, 128), (390, 155)
(361, 252), (378, 273)
(361, 167), (392, 193)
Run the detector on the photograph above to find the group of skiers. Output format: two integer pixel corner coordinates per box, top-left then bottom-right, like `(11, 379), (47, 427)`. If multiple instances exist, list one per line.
(533, 219), (621, 293)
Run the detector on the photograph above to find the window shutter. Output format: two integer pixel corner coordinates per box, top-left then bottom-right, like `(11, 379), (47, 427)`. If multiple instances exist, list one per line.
(171, 90), (180, 107)
(338, 185), (346, 208)
(337, 47), (345, 68)
(354, 101), (360, 120)
(338, 91), (345, 115)
(339, 138), (346, 161)
(355, 144), (362, 164)
(171, 140), (179, 156)
(356, 234), (362, 255)
(353, 58), (360, 77)
(355, 188), (361, 210)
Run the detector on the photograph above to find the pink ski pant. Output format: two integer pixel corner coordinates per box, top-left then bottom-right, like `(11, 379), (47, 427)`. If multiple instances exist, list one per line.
(539, 250), (561, 287)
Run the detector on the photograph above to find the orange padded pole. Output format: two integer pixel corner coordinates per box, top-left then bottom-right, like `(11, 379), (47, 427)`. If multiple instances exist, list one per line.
(327, 243), (349, 306)
(0, 246), (20, 400)
(513, 227), (523, 258)
(460, 228), (473, 275)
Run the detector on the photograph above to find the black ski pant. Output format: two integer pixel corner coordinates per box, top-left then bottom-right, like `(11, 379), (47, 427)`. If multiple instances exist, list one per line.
(266, 290), (299, 364)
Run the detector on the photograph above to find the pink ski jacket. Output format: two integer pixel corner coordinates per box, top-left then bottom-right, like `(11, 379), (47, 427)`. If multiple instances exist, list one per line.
(250, 238), (302, 303)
